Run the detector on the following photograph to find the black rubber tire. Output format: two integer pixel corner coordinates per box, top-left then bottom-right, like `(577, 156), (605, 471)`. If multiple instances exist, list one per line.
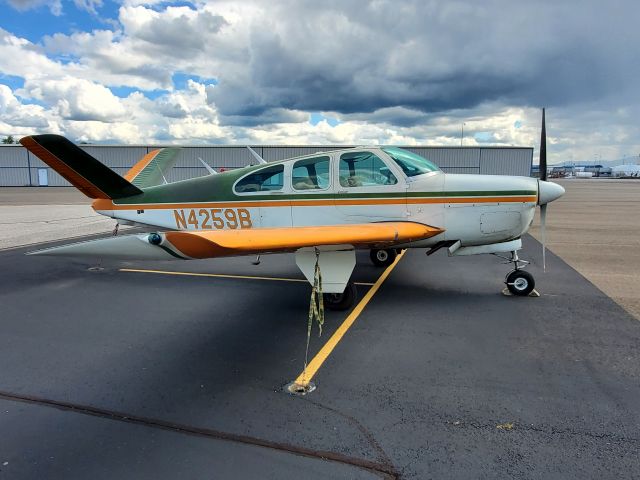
(370, 248), (397, 267)
(323, 281), (357, 311)
(505, 270), (535, 296)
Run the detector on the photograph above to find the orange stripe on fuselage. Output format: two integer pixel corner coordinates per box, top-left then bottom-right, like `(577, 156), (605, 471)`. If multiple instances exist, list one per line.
(124, 150), (160, 182)
(92, 196), (537, 211)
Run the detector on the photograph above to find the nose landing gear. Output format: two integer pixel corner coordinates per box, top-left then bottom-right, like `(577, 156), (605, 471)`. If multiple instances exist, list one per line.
(505, 269), (535, 296)
(501, 250), (536, 297)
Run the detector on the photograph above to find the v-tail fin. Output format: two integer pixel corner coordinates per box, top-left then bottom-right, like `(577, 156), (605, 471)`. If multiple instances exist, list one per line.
(20, 134), (143, 199)
(125, 147), (180, 188)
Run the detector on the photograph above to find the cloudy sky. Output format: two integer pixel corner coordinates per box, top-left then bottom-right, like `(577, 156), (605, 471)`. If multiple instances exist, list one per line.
(0, 0), (638, 164)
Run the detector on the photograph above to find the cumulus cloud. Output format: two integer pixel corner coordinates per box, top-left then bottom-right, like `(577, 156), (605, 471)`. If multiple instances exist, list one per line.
(119, 5), (227, 52)
(73, 0), (103, 15)
(23, 77), (126, 121)
(0, 0), (637, 164)
(7, 0), (62, 15)
(0, 85), (50, 130)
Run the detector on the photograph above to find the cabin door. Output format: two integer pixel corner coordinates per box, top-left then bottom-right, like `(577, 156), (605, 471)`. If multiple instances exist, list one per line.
(333, 150), (407, 222)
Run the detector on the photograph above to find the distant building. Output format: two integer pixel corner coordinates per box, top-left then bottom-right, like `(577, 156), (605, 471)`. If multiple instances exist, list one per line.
(612, 165), (640, 177)
(548, 164), (612, 178)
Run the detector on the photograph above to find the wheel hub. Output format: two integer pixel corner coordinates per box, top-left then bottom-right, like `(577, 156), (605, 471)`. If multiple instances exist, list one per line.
(325, 293), (343, 303)
(513, 277), (528, 291)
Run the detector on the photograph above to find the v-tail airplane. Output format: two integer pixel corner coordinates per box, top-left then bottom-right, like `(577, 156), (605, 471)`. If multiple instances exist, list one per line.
(20, 110), (564, 310)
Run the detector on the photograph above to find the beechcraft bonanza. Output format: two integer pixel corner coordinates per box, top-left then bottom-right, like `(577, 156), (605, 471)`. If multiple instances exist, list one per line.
(20, 110), (563, 310)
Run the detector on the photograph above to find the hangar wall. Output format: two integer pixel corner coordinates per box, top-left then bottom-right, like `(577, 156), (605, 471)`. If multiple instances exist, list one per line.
(0, 144), (533, 187)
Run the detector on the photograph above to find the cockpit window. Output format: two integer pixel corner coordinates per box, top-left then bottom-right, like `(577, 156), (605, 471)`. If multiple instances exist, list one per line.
(382, 147), (441, 177)
(339, 151), (397, 187)
(235, 164), (284, 193)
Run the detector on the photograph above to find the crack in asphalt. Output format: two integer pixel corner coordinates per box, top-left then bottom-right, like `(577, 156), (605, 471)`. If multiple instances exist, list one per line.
(302, 397), (395, 470)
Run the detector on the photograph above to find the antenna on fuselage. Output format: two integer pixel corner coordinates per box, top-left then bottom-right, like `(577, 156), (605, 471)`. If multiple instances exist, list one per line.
(247, 146), (267, 165)
(198, 157), (217, 175)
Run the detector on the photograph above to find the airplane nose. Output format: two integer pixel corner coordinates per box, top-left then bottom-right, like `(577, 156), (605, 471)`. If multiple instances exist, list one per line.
(537, 180), (565, 205)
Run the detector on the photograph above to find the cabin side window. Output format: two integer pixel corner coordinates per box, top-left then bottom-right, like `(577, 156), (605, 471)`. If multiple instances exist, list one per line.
(292, 156), (331, 191)
(234, 164), (284, 193)
(339, 151), (397, 187)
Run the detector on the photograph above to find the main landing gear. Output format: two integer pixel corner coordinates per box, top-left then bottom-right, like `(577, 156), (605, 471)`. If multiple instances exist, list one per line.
(323, 281), (357, 311)
(502, 250), (536, 296)
(369, 248), (398, 267)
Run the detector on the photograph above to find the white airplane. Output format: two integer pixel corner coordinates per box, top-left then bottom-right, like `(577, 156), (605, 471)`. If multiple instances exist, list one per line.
(20, 110), (563, 310)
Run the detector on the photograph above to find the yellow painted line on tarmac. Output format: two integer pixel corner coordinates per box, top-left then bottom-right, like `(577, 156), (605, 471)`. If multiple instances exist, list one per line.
(295, 250), (406, 387)
(119, 268), (375, 286)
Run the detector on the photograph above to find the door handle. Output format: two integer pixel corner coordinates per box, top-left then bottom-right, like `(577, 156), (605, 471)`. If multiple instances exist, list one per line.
(337, 190), (348, 194)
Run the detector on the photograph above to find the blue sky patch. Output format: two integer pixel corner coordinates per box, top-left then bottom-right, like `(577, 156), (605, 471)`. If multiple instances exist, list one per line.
(309, 112), (340, 127)
(0, 76), (24, 91)
(474, 132), (493, 143)
(172, 73), (217, 90)
(2, 1), (120, 43)
(109, 86), (167, 100)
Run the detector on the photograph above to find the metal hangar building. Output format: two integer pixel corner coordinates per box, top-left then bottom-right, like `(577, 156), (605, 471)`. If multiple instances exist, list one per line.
(0, 144), (533, 187)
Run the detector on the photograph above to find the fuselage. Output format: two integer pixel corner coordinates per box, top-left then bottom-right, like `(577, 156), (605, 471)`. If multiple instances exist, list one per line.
(92, 146), (542, 248)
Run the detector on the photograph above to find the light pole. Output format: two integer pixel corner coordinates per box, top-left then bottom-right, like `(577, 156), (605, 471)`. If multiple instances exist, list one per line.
(460, 122), (465, 146)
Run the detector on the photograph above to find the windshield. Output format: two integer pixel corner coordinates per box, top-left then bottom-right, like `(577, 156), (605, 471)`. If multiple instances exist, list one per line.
(382, 147), (441, 177)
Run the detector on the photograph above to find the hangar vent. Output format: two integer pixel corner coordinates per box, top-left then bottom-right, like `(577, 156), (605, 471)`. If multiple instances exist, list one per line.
(0, 144), (532, 186)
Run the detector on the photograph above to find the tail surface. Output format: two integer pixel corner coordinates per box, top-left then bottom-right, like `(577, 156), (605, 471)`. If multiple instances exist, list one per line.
(125, 147), (180, 188)
(20, 134), (143, 199)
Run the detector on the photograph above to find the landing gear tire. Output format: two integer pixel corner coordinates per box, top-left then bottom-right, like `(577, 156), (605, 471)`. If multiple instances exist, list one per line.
(370, 248), (397, 267)
(505, 270), (535, 297)
(323, 281), (357, 311)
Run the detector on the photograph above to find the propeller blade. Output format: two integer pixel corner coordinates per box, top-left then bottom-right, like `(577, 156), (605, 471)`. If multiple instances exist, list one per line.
(540, 108), (547, 181)
(540, 203), (547, 272)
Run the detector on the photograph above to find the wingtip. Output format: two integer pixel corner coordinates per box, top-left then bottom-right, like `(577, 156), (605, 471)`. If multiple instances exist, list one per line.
(19, 135), (34, 147)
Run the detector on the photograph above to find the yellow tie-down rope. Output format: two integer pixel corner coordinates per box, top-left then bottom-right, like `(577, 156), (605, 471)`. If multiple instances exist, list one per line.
(303, 249), (324, 379)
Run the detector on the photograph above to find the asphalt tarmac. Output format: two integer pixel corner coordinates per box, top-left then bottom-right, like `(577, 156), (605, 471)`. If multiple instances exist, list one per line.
(1, 233), (639, 479)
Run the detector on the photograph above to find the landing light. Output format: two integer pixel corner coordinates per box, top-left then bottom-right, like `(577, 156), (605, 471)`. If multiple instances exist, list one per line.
(148, 233), (162, 245)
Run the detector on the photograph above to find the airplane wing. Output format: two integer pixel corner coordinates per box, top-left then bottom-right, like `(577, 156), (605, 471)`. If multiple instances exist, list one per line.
(28, 222), (444, 260)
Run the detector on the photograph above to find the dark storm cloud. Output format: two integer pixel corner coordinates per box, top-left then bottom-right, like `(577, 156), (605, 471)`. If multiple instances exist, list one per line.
(207, 0), (640, 123)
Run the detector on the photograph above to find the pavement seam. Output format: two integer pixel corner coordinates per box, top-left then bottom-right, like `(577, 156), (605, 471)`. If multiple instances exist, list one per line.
(0, 390), (399, 480)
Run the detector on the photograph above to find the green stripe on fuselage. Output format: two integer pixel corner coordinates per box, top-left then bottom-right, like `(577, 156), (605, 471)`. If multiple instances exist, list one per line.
(113, 168), (536, 205)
